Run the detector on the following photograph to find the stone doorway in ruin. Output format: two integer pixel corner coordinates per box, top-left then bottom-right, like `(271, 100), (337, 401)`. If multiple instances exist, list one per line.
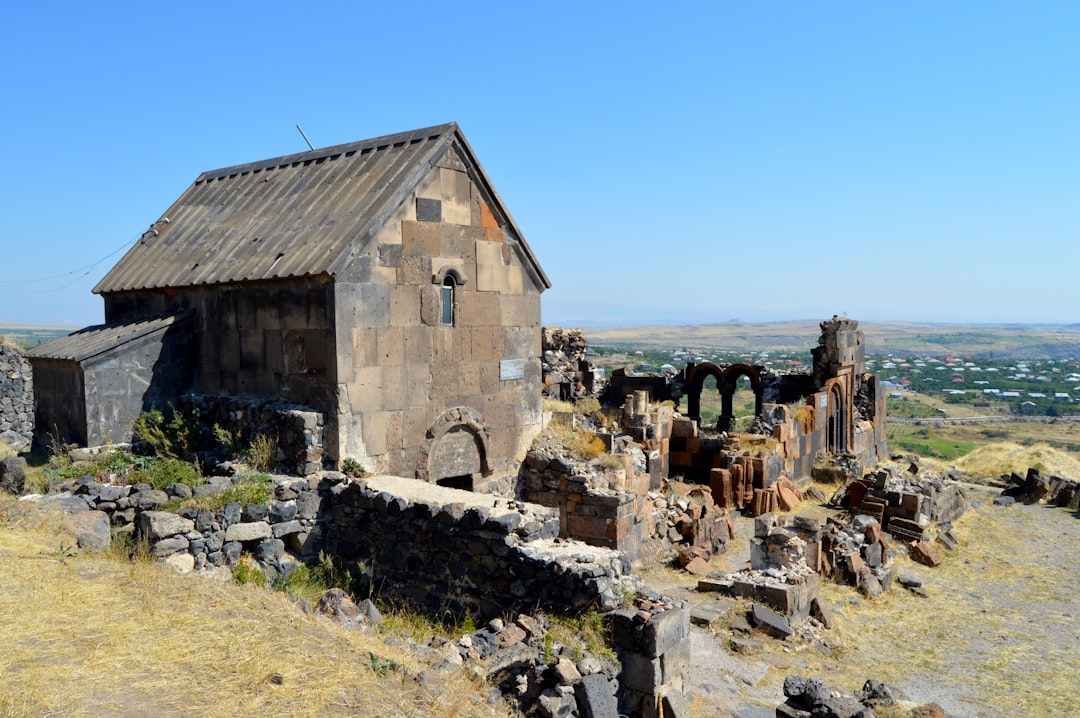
(827, 384), (846, 454)
(415, 406), (492, 491)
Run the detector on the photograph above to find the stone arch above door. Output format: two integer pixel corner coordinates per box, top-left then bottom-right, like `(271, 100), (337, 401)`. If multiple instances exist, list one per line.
(415, 406), (492, 485)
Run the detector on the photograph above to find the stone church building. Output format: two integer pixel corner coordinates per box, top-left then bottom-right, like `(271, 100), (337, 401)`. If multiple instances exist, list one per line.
(29, 123), (550, 489)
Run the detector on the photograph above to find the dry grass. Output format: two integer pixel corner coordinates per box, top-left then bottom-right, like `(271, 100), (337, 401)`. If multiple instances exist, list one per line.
(953, 441), (1080, 479)
(0, 500), (510, 718)
(0, 440), (15, 460)
(793, 493), (1080, 717)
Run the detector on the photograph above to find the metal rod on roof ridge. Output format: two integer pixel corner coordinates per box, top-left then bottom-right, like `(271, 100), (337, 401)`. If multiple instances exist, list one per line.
(296, 124), (315, 151)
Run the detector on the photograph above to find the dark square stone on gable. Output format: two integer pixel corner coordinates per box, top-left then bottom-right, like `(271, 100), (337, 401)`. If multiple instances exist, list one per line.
(378, 243), (403, 267)
(416, 197), (442, 222)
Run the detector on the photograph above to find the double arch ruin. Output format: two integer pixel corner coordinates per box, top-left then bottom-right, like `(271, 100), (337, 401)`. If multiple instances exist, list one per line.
(683, 362), (763, 432)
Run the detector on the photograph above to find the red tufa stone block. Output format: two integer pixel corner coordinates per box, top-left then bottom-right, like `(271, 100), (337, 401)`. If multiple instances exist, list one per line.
(910, 540), (943, 567)
(865, 523), (882, 544)
(846, 552), (864, 574)
(684, 556), (711, 575)
(710, 468), (733, 508)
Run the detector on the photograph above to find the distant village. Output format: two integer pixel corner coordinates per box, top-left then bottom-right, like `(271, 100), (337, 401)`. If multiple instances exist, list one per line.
(587, 344), (1079, 418)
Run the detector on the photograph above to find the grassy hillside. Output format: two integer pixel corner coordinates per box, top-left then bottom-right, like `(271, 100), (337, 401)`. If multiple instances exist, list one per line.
(0, 325), (76, 349)
(583, 320), (1080, 360)
(0, 500), (508, 718)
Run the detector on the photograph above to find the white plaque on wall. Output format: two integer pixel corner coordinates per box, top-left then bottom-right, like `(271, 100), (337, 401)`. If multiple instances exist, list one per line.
(500, 359), (525, 381)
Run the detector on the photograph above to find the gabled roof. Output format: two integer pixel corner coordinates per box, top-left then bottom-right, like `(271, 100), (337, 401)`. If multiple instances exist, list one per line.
(26, 312), (192, 363)
(94, 123), (549, 294)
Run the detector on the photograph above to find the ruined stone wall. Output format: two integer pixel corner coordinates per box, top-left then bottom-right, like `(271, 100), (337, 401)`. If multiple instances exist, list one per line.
(39, 471), (328, 576)
(541, 326), (605, 401)
(522, 448), (659, 565)
(47, 471), (636, 622)
(323, 476), (636, 620)
(181, 395), (326, 476)
(0, 342), (33, 450)
(613, 607), (692, 717)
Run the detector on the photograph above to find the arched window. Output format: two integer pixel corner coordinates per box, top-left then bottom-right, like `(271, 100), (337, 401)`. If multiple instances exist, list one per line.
(441, 276), (455, 326)
(432, 266), (467, 328)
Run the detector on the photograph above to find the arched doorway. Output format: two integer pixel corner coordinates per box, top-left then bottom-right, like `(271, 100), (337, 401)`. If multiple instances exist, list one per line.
(827, 384), (846, 454)
(415, 406), (492, 489)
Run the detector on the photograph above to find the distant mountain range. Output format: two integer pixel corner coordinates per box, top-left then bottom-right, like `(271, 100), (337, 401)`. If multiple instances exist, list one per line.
(581, 320), (1080, 360)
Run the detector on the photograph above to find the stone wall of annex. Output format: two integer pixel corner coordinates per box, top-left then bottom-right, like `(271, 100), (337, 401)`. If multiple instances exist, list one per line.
(0, 342), (34, 449)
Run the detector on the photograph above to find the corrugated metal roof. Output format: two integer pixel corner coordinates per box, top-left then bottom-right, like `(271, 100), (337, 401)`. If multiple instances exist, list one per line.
(94, 123), (549, 293)
(26, 312), (192, 363)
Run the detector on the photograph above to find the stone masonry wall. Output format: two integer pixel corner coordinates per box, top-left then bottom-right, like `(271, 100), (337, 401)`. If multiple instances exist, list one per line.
(44, 470), (638, 624)
(0, 342), (33, 450)
(522, 448), (659, 566)
(181, 394), (325, 476)
(38, 471), (328, 578)
(324, 475), (637, 620)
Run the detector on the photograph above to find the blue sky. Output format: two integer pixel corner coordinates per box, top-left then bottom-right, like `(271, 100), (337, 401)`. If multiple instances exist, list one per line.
(2, 1), (1078, 327)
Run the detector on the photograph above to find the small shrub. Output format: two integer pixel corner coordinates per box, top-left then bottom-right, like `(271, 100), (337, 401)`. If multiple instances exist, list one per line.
(545, 609), (617, 664)
(232, 557), (267, 586)
(169, 473), (273, 512)
(130, 457), (204, 491)
(568, 431), (606, 460)
(794, 405), (814, 434)
(597, 453), (622, 470)
(247, 434), (279, 473)
(133, 406), (199, 459)
(341, 458), (367, 478)
(574, 397), (601, 415)
(212, 424), (237, 455)
(541, 398), (576, 413)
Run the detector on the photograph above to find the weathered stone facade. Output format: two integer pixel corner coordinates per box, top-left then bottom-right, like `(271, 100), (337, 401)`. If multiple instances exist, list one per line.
(0, 342), (33, 450)
(29, 125), (549, 485)
(28, 313), (194, 447)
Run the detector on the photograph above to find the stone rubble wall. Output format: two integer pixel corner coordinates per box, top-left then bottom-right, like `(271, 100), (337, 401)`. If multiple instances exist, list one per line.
(322, 475), (639, 620)
(612, 606), (692, 718)
(0, 342), (33, 450)
(843, 464), (968, 543)
(40, 469), (640, 623)
(541, 326), (606, 401)
(1001, 466), (1080, 509)
(181, 394), (325, 476)
(522, 447), (660, 566)
(40, 471), (329, 577)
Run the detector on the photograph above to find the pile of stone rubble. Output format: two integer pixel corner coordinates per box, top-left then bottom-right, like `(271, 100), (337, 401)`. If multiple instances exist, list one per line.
(833, 460), (967, 544)
(996, 466), (1080, 509)
(313, 587), (694, 718)
(776, 675), (947, 718)
(660, 480), (733, 574)
(541, 327), (605, 401)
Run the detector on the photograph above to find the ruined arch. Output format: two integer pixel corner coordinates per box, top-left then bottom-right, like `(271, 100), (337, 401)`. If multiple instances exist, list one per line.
(683, 362), (763, 432)
(827, 382), (847, 454)
(415, 406), (491, 489)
